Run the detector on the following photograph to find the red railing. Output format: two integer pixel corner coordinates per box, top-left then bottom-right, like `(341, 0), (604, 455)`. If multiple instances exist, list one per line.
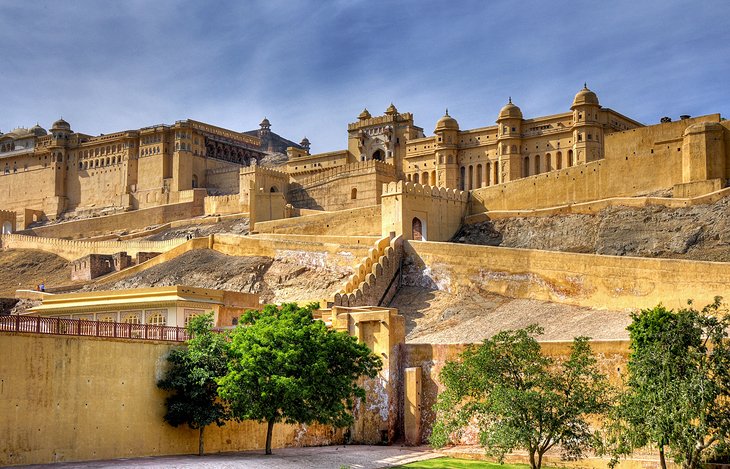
(0, 315), (190, 342)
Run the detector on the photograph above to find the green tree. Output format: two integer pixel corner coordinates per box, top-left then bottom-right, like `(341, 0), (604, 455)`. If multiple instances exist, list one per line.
(430, 325), (611, 469)
(157, 313), (230, 456)
(217, 303), (382, 455)
(606, 298), (730, 469)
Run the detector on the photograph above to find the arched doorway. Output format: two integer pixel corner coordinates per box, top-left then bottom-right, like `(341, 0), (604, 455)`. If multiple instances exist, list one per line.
(372, 149), (385, 161)
(270, 186), (278, 193)
(1, 221), (11, 234)
(412, 217), (426, 241)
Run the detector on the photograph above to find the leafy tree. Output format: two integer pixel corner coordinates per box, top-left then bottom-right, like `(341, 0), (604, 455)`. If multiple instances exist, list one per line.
(217, 303), (382, 455)
(157, 313), (230, 456)
(430, 325), (611, 469)
(605, 298), (730, 469)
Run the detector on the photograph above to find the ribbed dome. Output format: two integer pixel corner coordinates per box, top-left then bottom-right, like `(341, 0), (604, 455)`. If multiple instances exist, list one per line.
(434, 110), (459, 132)
(497, 99), (523, 120)
(51, 118), (71, 130)
(358, 108), (372, 120)
(571, 85), (600, 108)
(31, 124), (47, 137)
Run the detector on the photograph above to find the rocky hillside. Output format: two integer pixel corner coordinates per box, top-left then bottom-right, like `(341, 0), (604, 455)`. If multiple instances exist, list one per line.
(91, 249), (349, 304)
(454, 196), (730, 262)
(0, 250), (77, 296)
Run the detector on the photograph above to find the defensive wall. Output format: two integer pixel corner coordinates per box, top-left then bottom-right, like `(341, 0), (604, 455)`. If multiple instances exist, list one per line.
(333, 235), (403, 308)
(465, 186), (730, 222)
(253, 205), (382, 237)
(0, 233), (185, 261)
(0, 333), (341, 466)
(21, 190), (206, 239)
(205, 165), (241, 194)
(203, 194), (248, 216)
(469, 115), (729, 214)
(404, 240), (730, 311)
(381, 181), (469, 242)
(288, 160), (397, 211)
(402, 340), (630, 448)
(1, 305), (405, 466)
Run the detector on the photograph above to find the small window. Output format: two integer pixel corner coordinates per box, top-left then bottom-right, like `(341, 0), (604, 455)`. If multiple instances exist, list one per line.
(351, 188), (357, 199)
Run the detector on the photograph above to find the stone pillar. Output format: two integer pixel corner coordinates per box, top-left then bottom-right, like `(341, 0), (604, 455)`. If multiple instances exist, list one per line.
(404, 367), (422, 446)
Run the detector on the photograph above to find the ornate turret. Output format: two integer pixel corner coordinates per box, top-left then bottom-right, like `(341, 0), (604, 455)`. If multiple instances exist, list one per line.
(434, 109), (459, 133)
(570, 84), (603, 164)
(434, 110), (460, 188)
(496, 98), (524, 183)
(385, 103), (398, 116)
(358, 108), (372, 121)
(300, 137), (310, 152)
(259, 117), (271, 130)
(30, 123), (47, 137)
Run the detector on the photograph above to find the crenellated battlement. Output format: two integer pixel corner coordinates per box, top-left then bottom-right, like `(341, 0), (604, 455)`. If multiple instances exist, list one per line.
(382, 180), (468, 202)
(0, 233), (185, 261)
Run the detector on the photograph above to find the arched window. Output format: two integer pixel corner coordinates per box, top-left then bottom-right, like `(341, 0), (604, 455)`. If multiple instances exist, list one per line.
(545, 153), (552, 172)
(147, 312), (166, 326)
(192, 174), (199, 188)
(372, 149), (384, 161)
(122, 312), (141, 324)
(556, 151), (563, 170)
(2, 221), (12, 234)
(486, 162), (492, 186)
(351, 188), (357, 199)
(412, 217), (425, 241)
(468, 165), (474, 190)
(422, 172), (429, 186)
(430, 170), (436, 186)
(523, 157), (530, 178)
(459, 166), (466, 190)
(568, 150), (574, 167)
(494, 162), (499, 184)
(270, 186), (278, 193)
(534, 154), (541, 175)
(413, 173), (420, 184)
(476, 164), (482, 188)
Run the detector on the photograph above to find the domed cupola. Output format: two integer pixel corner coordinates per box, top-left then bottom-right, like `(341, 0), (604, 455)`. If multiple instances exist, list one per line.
(571, 84), (600, 109)
(497, 97), (523, 121)
(51, 118), (71, 131)
(385, 103), (398, 116)
(358, 108), (372, 121)
(30, 124), (47, 137)
(434, 109), (459, 133)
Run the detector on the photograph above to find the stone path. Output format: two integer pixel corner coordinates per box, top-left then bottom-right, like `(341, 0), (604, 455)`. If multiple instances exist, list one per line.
(20, 445), (440, 469)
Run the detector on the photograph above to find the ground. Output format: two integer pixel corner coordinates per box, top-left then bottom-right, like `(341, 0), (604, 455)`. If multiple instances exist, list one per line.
(90, 249), (350, 304)
(391, 286), (630, 343)
(16, 445), (440, 469)
(454, 196), (730, 262)
(0, 249), (76, 296)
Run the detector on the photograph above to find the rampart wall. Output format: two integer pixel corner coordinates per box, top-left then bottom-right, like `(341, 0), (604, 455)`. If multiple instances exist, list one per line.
(405, 240), (730, 311)
(22, 193), (206, 239)
(0, 333), (342, 466)
(469, 115), (729, 214)
(402, 341), (629, 447)
(205, 166), (241, 194)
(288, 160), (397, 211)
(253, 205), (382, 237)
(0, 233), (185, 261)
(203, 194), (248, 216)
(465, 187), (730, 222)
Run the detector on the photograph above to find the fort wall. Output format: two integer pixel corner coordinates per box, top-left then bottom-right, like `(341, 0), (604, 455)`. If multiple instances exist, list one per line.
(253, 205), (382, 236)
(203, 194), (248, 216)
(21, 192), (206, 239)
(402, 340), (629, 447)
(469, 115), (728, 213)
(0, 233), (184, 261)
(405, 240), (730, 311)
(0, 332), (342, 466)
(288, 160), (397, 211)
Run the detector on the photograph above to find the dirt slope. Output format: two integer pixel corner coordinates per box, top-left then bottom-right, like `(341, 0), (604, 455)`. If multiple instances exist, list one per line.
(92, 249), (349, 304)
(143, 217), (250, 241)
(391, 286), (631, 344)
(454, 196), (730, 261)
(0, 250), (75, 296)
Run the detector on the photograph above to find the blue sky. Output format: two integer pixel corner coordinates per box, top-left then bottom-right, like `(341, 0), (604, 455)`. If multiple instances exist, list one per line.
(1, 0), (729, 152)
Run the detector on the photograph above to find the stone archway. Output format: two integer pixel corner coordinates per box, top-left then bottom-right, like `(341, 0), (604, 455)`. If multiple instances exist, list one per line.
(412, 217), (425, 241)
(1, 221), (11, 234)
(372, 149), (385, 161)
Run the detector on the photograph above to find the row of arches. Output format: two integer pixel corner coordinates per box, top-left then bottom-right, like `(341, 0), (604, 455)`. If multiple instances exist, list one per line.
(407, 171), (437, 186)
(79, 155), (123, 170)
(521, 150), (574, 178)
(460, 162), (501, 191)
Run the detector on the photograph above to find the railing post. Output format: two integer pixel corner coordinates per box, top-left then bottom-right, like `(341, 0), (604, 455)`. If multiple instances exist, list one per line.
(15, 314), (19, 332)
(113, 321), (117, 338)
(36, 316), (41, 333)
(144, 323), (148, 340)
